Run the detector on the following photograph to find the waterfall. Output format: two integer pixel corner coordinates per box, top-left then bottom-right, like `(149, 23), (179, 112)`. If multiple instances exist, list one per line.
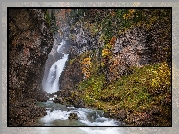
(57, 39), (66, 53)
(43, 39), (68, 93)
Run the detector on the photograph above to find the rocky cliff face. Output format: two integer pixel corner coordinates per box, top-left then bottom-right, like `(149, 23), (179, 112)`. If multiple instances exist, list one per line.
(56, 9), (171, 126)
(61, 9), (171, 85)
(9, 9), (53, 126)
(59, 58), (83, 90)
(9, 9), (53, 101)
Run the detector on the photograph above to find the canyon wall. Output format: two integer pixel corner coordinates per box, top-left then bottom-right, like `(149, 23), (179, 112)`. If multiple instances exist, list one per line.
(9, 9), (54, 101)
(8, 9), (54, 126)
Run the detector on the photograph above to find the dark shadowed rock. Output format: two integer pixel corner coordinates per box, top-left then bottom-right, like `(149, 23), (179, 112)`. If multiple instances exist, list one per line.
(68, 113), (79, 120)
(53, 97), (64, 104)
(9, 9), (53, 126)
(73, 100), (85, 108)
(116, 109), (127, 121)
(9, 100), (47, 126)
(59, 59), (83, 91)
(9, 9), (53, 101)
(149, 106), (161, 116)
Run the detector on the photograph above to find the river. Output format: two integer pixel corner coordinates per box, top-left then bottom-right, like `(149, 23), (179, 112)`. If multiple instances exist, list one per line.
(35, 98), (123, 127)
(34, 99), (125, 133)
(38, 35), (124, 127)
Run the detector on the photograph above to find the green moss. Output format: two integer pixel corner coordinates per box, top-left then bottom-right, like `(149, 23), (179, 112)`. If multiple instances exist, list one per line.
(44, 10), (58, 34)
(44, 10), (51, 26)
(69, 58), (76, 65)
(66, 9), (171, 125)
(74, 62), (171, 114)
(65, 52), (171, 126)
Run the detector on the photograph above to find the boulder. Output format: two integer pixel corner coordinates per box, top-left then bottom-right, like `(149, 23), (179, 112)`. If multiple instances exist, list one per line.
(53, 97), (64, 104)
(68, 113), (79, 120)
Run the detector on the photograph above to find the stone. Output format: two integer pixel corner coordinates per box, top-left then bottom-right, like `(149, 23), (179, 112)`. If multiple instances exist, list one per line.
(9, 9), (53, 126)
(59, 59), (83, 91)
(117, 109), (127, 121)
(74, 100), (85, 108)
(68, 113), (79, 120)
(53, 97), (64, 104)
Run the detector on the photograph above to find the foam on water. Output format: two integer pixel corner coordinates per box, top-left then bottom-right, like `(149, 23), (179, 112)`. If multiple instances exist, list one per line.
(57, 39), (66, 53)
(40, 107), (120, 126)
(48, 95), (57, 101)
(40, 109), (70, 123)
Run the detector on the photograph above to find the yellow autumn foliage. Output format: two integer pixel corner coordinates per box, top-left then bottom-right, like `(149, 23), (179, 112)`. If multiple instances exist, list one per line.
(123, 14), (129, 20)
(129, 9), (135, 14)
(123, 9), (135, 20)
(102, 49), (110, 57)
(81, 57), (92, 79)
(150, 62), (171, 88)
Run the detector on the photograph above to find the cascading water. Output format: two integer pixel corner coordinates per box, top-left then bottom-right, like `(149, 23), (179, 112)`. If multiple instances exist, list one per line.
(36, 100), (123, 126)
(40, 33), (123, 127)
(43, 39), (68, 93)
(39, 37), (124, 127)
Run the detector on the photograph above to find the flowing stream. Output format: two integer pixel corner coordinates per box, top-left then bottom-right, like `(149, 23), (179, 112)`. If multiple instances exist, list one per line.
(36, 99), (122, 126)
(39, 37), (123, 128)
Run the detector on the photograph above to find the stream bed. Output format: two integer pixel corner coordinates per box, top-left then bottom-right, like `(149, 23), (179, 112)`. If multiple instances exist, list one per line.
(35, 99), (124, 126)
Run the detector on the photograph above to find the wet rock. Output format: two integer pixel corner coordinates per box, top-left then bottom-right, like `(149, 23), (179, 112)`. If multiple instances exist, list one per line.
(53, 97), (64, 104)
(49, 93), (56, 98)
(73, 100), (85, 108)
(50, 108), (54, 112)
(60, 90), (72, 97)
(103, 108), (127, 122)
(103, 111), (110, 118)
(36, 93), (49, 102)
(68, 113), (79, 120)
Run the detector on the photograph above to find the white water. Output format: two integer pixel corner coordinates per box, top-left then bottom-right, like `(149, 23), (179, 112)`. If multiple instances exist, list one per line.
(57, 39), (66, 53)
(37, 98), (122, 127)
(40, 106), (119, 126)
(41, 38), (123, 129)
(43, 39), (68, 93)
